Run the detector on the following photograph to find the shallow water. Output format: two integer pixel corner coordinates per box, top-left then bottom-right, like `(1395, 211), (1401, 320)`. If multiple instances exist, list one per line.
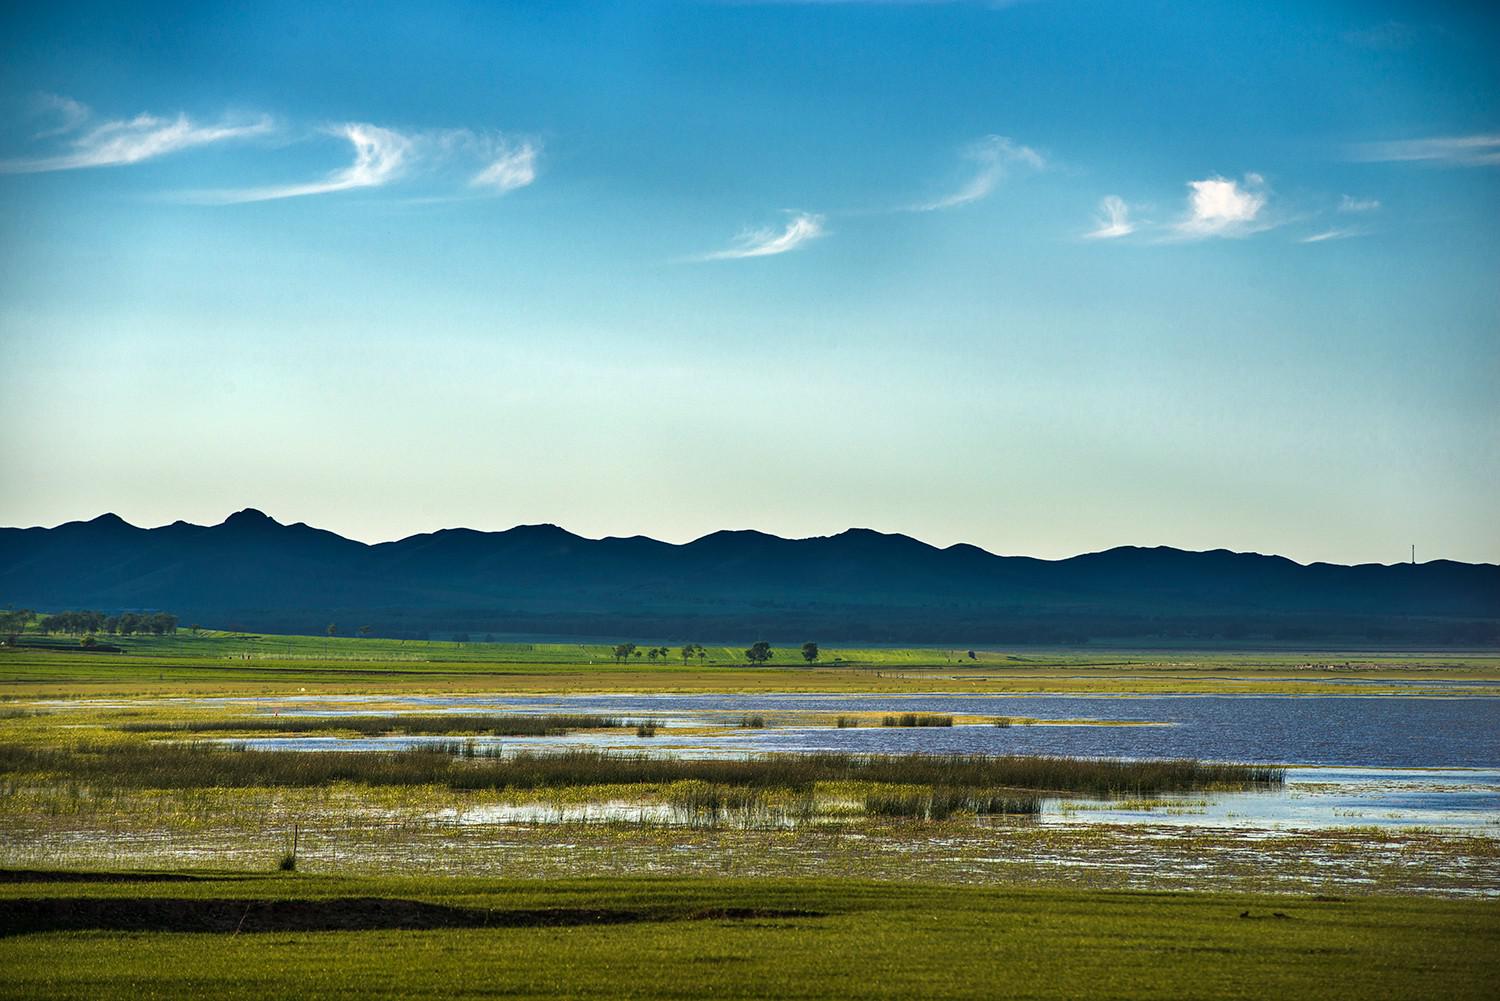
(1046, 767), (1500, 835)
(228, 692), (1500, 768)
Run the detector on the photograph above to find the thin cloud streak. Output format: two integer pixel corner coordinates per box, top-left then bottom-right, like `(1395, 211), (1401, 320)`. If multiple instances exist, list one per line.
(910, 134), (1043, 211)
(1300, 228), (1364, 243)
(1338, 194), (1380, 213)
(1351, 134), (1500, 167)
(0, 109), (272, 173)
(1083, 195), (1134, 239)
(702, 212), (826, 260)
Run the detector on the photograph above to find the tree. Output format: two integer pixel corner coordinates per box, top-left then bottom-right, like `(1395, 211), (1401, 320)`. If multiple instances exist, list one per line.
(680, 644), (696, 665)
(612, 642), (637, 664)
(0, 608), (31, 647)
(744, 641), (773, 665)
(647, 647), (659, 663)
(358, 625), (372, 638)
(801, 642), (819, 664)
(967, 650), (978, 660)
(326, 623), (338, 638)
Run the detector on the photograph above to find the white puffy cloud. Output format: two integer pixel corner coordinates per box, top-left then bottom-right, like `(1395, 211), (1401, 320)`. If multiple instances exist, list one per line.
(1173, 174), (1268, 238)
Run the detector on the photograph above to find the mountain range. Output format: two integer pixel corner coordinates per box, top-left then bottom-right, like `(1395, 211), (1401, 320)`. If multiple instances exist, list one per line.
(2, 510), (1496, 646)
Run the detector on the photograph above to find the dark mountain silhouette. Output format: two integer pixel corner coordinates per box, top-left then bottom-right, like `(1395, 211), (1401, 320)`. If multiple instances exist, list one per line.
(2, 510), (1496, 646)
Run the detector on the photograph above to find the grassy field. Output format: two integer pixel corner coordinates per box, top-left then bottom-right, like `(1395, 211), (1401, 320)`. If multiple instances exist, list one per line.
(3, 629), (1497, 698)
(1, 872), (1495, 1000)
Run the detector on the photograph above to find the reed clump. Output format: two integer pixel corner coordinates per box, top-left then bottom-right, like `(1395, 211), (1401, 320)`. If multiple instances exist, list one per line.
(881, 713), (954, 728)
(737, 715), (768, 729)
(863, 787), (1040, 820)
(834, 716), (860, 728)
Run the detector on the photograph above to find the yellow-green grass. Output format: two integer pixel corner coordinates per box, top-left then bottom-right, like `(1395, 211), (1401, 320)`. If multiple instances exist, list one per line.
(0, 873), (1495, 1000)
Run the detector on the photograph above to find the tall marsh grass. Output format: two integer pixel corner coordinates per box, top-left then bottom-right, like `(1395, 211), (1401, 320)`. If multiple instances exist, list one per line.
(117, 714), (628, 737)
(0, 742), (1285, 797)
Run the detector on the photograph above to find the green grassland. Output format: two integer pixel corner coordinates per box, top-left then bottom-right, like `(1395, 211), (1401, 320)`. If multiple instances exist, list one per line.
(3, 628), (1497, 697)
(1, 872), (1495, 1000)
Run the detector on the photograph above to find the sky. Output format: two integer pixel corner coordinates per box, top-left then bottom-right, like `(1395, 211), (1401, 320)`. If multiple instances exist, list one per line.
(0, 0), (1496, 565)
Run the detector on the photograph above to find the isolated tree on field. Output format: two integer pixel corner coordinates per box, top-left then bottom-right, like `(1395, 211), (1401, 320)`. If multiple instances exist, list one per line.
(326, 623), (338, 638)
(967, 650), (977, 660)
(358, 625), (372, 638)
(745, 641), (773, 665)
(612, 642), (637, 664)
(680, 644), (695, 665)
(647, 648), (659, 663)
(801, 642), (819, 663)
(697, 645), (707, 663)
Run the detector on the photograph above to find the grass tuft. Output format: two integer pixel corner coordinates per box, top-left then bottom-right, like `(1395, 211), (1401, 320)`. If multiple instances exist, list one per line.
(881, 714), (954, 728)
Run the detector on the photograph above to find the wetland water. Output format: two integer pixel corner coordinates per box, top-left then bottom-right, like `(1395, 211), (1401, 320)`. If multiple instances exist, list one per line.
(198, 692), (1500, 835)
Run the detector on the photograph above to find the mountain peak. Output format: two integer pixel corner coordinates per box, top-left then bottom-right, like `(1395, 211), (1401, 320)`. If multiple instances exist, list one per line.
(222, 508), (279, 529)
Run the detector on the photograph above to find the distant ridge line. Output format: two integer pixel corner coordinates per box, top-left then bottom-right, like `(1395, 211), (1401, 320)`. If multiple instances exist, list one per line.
(2, 509), (1496, 646)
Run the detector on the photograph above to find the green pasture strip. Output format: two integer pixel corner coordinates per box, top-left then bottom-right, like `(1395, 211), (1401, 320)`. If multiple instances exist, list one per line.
(0, 874), (1494, 1000)
(4, 647), (1499, 700)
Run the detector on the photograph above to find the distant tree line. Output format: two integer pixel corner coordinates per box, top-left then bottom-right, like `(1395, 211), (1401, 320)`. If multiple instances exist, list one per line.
(605, 641), (824, 666)
(32, 610), (179, 636)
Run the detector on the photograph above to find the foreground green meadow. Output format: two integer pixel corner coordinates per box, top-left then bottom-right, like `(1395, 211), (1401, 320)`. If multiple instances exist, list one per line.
(2, 873), (1496, 1000)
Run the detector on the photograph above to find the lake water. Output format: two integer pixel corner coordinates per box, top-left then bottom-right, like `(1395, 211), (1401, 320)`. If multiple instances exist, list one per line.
(199, 691), (1500, 835)
(242, 692), (1500, 768)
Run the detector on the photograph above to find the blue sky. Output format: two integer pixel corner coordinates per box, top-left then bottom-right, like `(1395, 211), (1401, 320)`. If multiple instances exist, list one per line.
(1, 0), (1496, 564)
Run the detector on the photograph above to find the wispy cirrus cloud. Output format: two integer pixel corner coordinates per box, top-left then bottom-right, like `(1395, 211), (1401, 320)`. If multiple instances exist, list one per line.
(1338, 194), (1380, 213)
(31, 93), (90, 139)
(1083, 195), (1135, 239)
(1172, 173), (1269, 239)
(1350, 134), (1500, 167)
(0, 101), (272, 174)
(470, 140), (539, 192)
(910, 134), (1043, 211)
(189, 125), (541, 203)
(702, 212), (826, 260)
(198, 123), (412, 203)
